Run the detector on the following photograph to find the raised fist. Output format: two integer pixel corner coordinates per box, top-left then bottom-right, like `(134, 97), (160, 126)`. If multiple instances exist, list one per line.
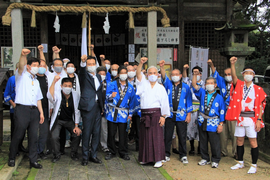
(207, 59), (213, 66)
(100, 54), (105, 60)
(38, 45), (44, 51)
(21, 49), (31, 56)
(183, 64), (189, 70)
(230, 56), (237, 64)
(111, 92), (117, 98)
(90, 44), (94, 50)
(81, 55), (87, 63)
(53, 75), (61, 83)
(52, 46), (61, 54)
(140, 57), (148, 64)
(159, 60), (165, 67)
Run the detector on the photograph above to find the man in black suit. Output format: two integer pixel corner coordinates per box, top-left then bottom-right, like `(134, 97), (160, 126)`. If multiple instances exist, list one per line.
(79, 55), (103, 166)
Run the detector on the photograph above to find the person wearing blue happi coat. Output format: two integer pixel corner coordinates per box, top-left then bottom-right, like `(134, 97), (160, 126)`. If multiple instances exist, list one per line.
(159, 60), (193, 164)
(192, 73), (225, 168)
(208, 59), (237, 158)
(105, 66), (136, 161)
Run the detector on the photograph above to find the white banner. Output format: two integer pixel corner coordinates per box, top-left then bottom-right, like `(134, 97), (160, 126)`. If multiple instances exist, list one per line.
(134, 27), (179, 45)
(190, 47), (209, 82)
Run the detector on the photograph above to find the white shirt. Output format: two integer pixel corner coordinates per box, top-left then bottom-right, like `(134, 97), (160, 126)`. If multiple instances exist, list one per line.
(15, 66), (43, 106)
(136, 73), (170, 117)
(81, 61), (100, 100)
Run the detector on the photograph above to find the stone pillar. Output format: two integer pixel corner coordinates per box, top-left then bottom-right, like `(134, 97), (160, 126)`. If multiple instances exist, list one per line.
(147, 11), (157, 67)
(11, 0), (24, 72)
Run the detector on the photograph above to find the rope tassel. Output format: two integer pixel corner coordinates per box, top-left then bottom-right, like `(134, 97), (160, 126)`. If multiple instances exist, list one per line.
(31, 10), (36, 27)
(81, 12), (87, 28)
(129, 12), (135, 30)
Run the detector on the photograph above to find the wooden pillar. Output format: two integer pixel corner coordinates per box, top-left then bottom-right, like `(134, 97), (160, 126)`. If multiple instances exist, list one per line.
(147, 11), (157, 67)
(40, 13), (49, 62)
(11, 0), (24, 72)
(178, 0), (185, 72)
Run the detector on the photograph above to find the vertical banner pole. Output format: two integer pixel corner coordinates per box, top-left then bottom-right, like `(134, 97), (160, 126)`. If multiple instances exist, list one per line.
(88, 12), (91, 56)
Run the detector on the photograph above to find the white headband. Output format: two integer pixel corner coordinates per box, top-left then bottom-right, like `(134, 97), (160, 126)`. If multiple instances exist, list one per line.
(241, 69), (255, 74)
(63, 58), (70, 62)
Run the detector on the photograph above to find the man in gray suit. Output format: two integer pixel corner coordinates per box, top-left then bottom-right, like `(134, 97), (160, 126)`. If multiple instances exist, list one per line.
(79, 55), (104, 166)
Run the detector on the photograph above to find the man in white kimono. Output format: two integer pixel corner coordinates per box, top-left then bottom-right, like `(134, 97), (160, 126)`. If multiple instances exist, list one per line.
(136, 57), (170, 168)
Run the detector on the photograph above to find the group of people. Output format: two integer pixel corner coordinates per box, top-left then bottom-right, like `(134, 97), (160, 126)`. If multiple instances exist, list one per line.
(5, 44), (267, 175)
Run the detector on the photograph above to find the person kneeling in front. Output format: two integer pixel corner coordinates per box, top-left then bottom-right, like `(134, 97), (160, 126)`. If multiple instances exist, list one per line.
(48, 77), (81, 163)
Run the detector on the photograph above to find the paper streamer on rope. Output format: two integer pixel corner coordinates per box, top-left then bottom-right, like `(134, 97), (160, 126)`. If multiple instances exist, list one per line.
(103, 13), (110, 34)
(81, 12), (87, 28)
(53, 12), (60, 32)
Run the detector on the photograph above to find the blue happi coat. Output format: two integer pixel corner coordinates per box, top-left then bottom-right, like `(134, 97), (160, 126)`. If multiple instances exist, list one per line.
(163, 75), (193, 121)
(129, 78), (141, 117)
(4, 75), (16, 113)
(211, 71), (231, 106)
(106, 80), (136, 123)
(105, 71), (111, 82)
(193, 87), (226, 132)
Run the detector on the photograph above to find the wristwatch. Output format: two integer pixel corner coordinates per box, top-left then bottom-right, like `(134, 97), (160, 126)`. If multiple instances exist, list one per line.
(75, 124), (79, 128)
(161, 115), (166, 119)
(257, 119), (261, 121)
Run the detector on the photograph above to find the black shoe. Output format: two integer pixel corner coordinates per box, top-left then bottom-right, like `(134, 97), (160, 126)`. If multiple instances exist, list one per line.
(120, 154), (130, 160)
(52, 155), (61, 163)
(45, 149), (51, 155)
(173, 148), (179, 154)
(105, 153), (115, 160)
(71, 153), (79, 161)
(30, 162), (43, 169)
(38, 152), (47, 160)
(8, 159), (15, 167)
(60, 151), (65, 155)
(16, 152), (20, 156)
(189, 150), (195, 156)
(197, 151), (201, 155)
(81, 159), (88, 166)
(89, 157), (102, 164)
(19, 146), (28, 153)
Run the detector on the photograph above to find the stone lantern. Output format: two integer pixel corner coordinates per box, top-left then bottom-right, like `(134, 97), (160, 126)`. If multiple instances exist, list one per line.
(215, 2), (256, 79)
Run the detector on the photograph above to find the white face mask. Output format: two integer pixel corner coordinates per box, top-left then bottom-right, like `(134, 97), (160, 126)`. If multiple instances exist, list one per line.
(101, 75), (106, 81)
(30, 67), (39, 75)
(54, 66), (62, 73)
(87, 66), (96, 73)
(128, 71), (136, 78)
(148, 75), (158, 82)
(105, 64), (110, 70)
(111, 70), (118, 77)
(196, 75), (201, 82)
(157, 77), (162, 84)
(171, 76), (180, 83)
(244, 75), (253, 82)
(62, 87), (72, 95)
(224, 75), (232, 82)
(206, 84), (215, 92)
(67, 67), (75, 74)
(119, 74), (128, 81)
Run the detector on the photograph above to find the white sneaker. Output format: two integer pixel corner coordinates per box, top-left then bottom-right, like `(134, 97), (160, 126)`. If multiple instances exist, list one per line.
(231, 161), (244, 170)
(161, 156), (170, 163)
(198, 159), (210, 166)
(140, 162), (147, 165)
(181, 156), (188, 164)
(65, 140), (71, 148)
(247, 164), (257, 174)
(154, 161), (163, 168)
(212, 162), (219, 168)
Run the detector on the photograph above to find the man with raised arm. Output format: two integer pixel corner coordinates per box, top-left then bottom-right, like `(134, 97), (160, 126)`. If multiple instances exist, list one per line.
(159, 60), (193, 164)
(136, 57), (170, 168)
(192, 72), (225, 168)
(8, 49), (44, 169)
(208, 59), (237, 159)
(182, 65), (205, 155)
(228, 57), (267, 174)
